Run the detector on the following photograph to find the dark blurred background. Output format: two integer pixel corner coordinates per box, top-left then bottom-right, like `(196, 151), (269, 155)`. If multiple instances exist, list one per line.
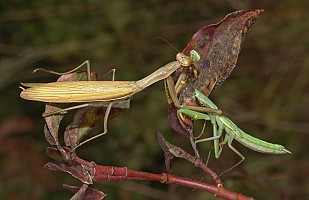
(0, 0), (308, 199)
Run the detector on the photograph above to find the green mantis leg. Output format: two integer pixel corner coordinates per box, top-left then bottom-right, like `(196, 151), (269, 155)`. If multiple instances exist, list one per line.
(190, 89), (290, 175)
(195, 119), (207, 139)
(194, 89), (246, 174)
(178, 108), (222, 157)
(181, 108), (222, 159)
(180, 107), (246, 175)
(195, 89), (292, 155)
(214, 118), (224, 159)
(195, 89), (242, 138)
(195, 115), (223, 160)
(219, 129), (245, 176)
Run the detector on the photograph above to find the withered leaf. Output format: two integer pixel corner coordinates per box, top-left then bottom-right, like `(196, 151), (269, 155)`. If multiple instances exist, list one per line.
(44, 72), (95, 145)
(64, 100), (130, 148)
(64, 184), (106, 200)
(167, 9), (263, 159)
(180, 9), (264, 102)
(44, 160), (93, 184)
(157, 132), (174, 172)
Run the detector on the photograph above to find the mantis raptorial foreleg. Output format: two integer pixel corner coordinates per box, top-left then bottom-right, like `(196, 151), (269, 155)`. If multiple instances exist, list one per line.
(163, 51), (221, 158)
(164, 76), (222, 115)
(174, 65), (189, 95)
(173, 53), (199, 95)
(164, 49), (221, 115)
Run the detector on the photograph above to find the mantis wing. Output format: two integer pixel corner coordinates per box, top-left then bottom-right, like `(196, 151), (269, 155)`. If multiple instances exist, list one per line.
(20, 81), (138, 103)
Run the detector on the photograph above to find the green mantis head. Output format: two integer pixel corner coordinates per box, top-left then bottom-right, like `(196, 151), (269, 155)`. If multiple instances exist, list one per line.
(189, 50), (200, 62)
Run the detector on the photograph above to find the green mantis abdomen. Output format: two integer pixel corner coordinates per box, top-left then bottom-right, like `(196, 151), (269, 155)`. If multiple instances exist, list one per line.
(236, 129), (290, 154)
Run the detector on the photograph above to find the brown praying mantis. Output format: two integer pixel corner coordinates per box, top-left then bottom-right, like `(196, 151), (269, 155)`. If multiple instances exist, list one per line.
(20, 50), (220, 149)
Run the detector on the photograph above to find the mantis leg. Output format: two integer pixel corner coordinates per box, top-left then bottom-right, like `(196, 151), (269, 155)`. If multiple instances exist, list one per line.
(195, 89), (242, 139)
(43, 103), (90, 117)
(41, 61), (93, 117)
(177, 108), (210, 159)
(195, 116), (223, 159)
(73, 70), (116, 150)
(73, 102), (113, 150)
(174, 66), (188, 95)
(195, 120), (207, 139)
(213, 118), (223, 159)
(165, 76), (222, 115)
(33, 60), (91, 80)
(37, 63), (116, 149)
(40, 64), (122, 117)
(174, 50), (199, 95)
(219, 130), (245, 177)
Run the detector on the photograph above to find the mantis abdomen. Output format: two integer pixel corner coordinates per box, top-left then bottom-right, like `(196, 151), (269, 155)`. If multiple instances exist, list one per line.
(234, 129), (290, 154)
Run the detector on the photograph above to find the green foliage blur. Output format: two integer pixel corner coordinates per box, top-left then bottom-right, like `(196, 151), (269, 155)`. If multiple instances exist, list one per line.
(0, 0), (308, 199)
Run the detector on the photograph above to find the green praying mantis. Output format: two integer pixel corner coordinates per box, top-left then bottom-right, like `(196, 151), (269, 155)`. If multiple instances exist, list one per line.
(178, 89), (291, 173)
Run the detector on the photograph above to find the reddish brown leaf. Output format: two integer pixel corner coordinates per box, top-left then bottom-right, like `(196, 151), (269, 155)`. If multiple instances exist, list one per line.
(157, 131), (174, 172)
(168, 9), (263, 137)
(40, 70), (130, 148)
(44, 72), (94, 145)
(63, 184), (105, 200)
(44, 160), (93, 184)
(179, 9), (264, 103)
(168, 104), (193, 139)
(64, 100), (130, 148)
(46, 147), (66, 162)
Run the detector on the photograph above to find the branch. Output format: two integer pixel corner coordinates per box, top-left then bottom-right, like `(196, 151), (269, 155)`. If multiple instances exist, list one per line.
(45, 147), (254, 200)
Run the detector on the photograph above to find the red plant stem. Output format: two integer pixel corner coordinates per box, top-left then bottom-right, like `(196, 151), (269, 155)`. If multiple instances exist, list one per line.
(156, 132), (222, 185)
(190, 155), (222, 185)
(93, 165), (253, 200)
(73, 144), (222, 186)
(59, 152), (253, 199)
(197, 160), (221, 184)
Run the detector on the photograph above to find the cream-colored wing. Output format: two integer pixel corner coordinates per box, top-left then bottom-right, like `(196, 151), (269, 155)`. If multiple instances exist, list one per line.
(21, 83), (46, 87)
(20, 81), (138, 103)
